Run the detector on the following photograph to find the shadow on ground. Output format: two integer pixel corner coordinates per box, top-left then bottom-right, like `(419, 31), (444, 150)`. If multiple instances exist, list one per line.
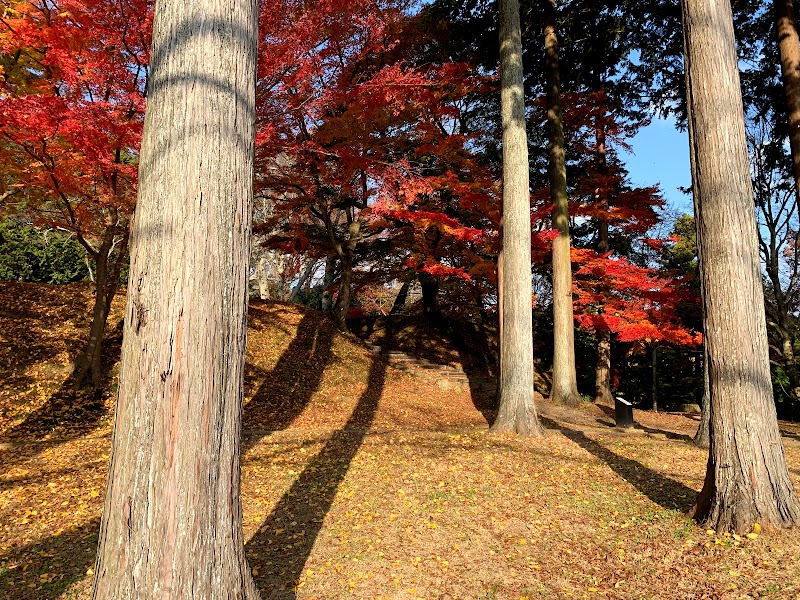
(245, 349), (387, 599)
(543, 417), (697, 512)
(0, 519), (99, 600)
(243, 310), (335, 440)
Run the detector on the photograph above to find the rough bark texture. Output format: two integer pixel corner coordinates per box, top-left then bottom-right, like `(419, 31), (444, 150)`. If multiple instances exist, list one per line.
(321, 255), (335, 312)
(92, 0), (261, 597)
(333, 253), (353, 332)
(682, 0), (800, 532)
(694, 349), (711, 448)
(594, 120), (613, 405)
(776, 0), (800, 199)
(490, 0), (543, 437)
(544, 0), (581, 407)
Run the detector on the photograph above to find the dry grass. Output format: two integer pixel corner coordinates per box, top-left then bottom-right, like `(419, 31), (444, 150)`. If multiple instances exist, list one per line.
(1, 283), (799, 599)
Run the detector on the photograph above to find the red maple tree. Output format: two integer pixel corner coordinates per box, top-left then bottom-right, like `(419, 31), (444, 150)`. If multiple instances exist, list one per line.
(0, 0), (151, 386)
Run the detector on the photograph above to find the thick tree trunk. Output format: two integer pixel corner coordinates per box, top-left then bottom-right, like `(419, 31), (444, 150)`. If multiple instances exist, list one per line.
(544, 0), (581, 407)
(321, 255), (336, 312)
(92, 0), (261, 597)
(775, 0), (800, 199)
(682, 0), (800, 532)
(333, 254), (353, 332)
(595, 329), (613, 404)
(490, 0), (542, 437)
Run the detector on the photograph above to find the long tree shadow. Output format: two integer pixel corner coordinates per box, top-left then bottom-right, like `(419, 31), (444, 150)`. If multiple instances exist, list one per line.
(244, 351), (387, 599)
(1, 318), (124, 475)
(542, 417), (698, 512)
(0, 518), (99, 600)
(2, 317), (124, 443)
(242, 309), (335, 449)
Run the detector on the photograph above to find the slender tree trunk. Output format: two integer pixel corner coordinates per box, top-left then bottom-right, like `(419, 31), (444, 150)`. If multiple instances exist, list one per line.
(694, 346), (711, 448)
(594, 117), (613, 405)
(73, 225), (127, 390)
(321, 255), (335, 312)
(775, 0), (800, 200)
(333, 253), (353, 332)
(390, 280), (410, 315)
(682, 0), (800, 532)
(544, 0), (581, 407)
(92, 0), (261, 597)
(289, 259), (318, 302)
(490, 0), (542, 437)
(651, 343), (658, 413)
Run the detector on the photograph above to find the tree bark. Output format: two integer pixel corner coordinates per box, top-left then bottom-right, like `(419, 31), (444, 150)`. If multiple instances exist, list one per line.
(544, 0), (581, 407)
(775, 0), (800, 200)
(682, 0), (800, 532)
(73, 223), (128, 390)
(694, 346), (711, 448)
(594, 117), (613, 405)
(490, 0), (542, 437)
(92, 0), (261, 597)
(333, 253), (353, 332)
(321, 255), (336, 312)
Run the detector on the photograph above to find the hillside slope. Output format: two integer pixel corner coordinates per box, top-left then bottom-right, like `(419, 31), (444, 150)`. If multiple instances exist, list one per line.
(0, 283), (488, 441)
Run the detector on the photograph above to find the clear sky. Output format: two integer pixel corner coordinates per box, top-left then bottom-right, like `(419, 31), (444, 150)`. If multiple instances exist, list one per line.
(620, 117), (694, 217)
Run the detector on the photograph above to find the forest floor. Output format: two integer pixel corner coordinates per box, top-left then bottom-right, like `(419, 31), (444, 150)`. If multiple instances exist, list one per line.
(1, 282), (800, 599)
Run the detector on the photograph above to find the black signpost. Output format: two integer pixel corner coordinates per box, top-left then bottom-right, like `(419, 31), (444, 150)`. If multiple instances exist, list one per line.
(614, 396), (635, 428)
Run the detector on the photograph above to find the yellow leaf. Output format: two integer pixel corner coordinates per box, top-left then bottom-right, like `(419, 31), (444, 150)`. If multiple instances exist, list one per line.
(753, 523), (762, 533)
(746, 533), (758, 540)
(728, 570), (740, 577)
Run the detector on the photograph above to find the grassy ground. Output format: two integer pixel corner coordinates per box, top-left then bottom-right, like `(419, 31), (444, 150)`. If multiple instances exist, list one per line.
(1, 283), (799, 599)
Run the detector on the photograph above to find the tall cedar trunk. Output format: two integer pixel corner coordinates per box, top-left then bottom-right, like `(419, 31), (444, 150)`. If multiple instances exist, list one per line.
(772, 0), (800, 400)
(684, 29), (711, 450)
(544, 0), (581, 407)
(73, 226), (127, 390)
(594, 118), (613, 405)
(92, 0), (261, 596)
(694, 346), (711, 447)
(766, 262), (800, 399)
(681, 0), (800, 532)
(333, 254), (353, 332)
(321, 255), (336, 312)
(775, 0), (800, 199)
(490, 0), (543, 436)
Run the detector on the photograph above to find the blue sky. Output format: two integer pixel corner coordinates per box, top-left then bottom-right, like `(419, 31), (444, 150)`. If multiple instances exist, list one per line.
(620, 117), (694, 217)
